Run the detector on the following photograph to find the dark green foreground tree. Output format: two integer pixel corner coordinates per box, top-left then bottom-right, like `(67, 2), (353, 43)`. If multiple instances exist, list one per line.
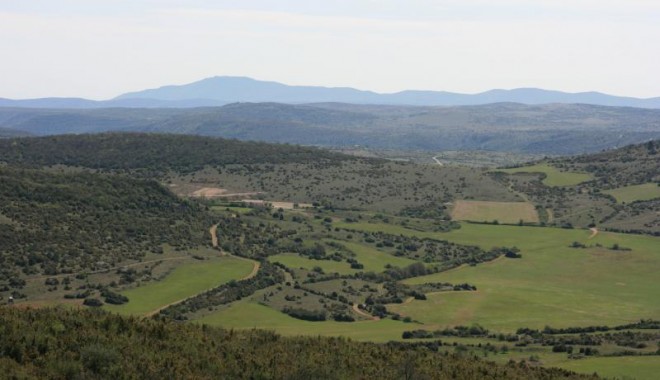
(0, 307), (598, 380)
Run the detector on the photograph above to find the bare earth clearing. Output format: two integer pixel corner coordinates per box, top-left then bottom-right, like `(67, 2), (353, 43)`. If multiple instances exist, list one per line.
(189, 187), (263, 198)
(241, 199), (313, 209)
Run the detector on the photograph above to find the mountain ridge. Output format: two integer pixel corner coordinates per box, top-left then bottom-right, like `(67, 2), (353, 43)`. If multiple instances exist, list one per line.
(2, 76), (659, 109)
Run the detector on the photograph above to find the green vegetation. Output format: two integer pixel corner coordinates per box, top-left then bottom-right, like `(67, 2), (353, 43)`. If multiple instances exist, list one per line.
(495, 163), (593, 187)
(386, 224), (660, 331)
(106, 256), (254, 315)
(0, 307), (597, 380)
(603, 182), (660, 203)
(199, 299), (414, 342)
(1, 134), (658, 378)
(0, 166), (212, 281)
(268, 253), (357, 275)
(451, 200), (539, 224)
(555, 356), (660, 380)
(0, 133), (355, 175)
(326, 240), (418, 272)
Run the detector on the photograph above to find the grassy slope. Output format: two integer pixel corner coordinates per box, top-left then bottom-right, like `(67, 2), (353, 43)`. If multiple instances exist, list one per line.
(603, 182), (660, 203)
(553, 356), (660, 380)
(196, 299), (413, 342)
(105, 256), (254, 315)
(326, 240), (418, 271)
(382, 224), (660, 331)
(268, 253), (357, 275)
(495, 163), (593, 186)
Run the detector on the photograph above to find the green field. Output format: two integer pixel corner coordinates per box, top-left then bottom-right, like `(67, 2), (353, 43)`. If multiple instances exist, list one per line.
(603, 182), (660, 203)
(383, 224), (660, 331)
(495, 163), (593, 186)
(451, 200), (539, 224)
(326, 240), (418, 271)
(268, 253), (357, 275)
(105, 256), (254, 315)
(553, 356), (660, 380)
(197, 299), (412, 342)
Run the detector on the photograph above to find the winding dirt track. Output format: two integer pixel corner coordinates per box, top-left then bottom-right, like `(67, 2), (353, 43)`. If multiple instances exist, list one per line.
(352, 303), (380, 321)
(143, 224), (260, 316)
(588, 227), (599, 239)
(209, 224), (219, 248)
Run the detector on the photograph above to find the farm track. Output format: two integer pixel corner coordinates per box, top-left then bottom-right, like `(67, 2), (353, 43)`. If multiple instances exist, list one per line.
(588, 227), (599, 239)
(209, 224), (219, 248)
(352, 303), (379, 321)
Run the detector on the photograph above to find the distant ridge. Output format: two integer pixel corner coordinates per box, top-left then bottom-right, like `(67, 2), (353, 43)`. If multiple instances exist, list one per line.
(2, 76), (660, 109)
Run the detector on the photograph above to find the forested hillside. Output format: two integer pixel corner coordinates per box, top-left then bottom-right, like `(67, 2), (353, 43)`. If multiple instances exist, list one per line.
(0, 133), (357, 174)
(0, 166), (212, 280)
(1, 102), (659, 154)
(0, 307), (597, 380)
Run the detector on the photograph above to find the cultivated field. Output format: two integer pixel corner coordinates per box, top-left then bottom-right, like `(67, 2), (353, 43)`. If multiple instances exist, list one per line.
(105, 255), (254, 315)
(450, 200), (539, 224)
(494, 163), (593, 186)
(603, 182), (660, 203)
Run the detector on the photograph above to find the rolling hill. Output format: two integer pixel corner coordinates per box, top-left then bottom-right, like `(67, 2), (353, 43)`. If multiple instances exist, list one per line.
(1, 102), (659, 154)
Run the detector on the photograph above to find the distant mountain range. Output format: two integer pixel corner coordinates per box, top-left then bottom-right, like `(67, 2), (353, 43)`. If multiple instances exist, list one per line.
(2, 76), (660, 109)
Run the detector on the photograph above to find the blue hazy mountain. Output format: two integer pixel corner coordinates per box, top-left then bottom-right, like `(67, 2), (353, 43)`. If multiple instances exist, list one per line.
(2, 76), (659, 108)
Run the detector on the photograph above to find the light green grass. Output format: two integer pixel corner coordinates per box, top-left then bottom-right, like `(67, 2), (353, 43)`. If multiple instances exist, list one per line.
(105, 256), (254, 315)
(603, 183), (660, 203)
(196, 299), (412, 342)
(383, 223), (660, 332)
(326, 240), (418, 271)
(495, 163), (593, 186)
(451, 200), (539, 224)
(268, 253), (356, 275)
(336, 221), (659, 332)
(554, 356), (660, 380)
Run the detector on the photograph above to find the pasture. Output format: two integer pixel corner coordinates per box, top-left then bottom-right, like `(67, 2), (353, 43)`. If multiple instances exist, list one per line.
(603, 182), (660, 203)
(105, 255), (254, 315)
(268, 253), (357, 275)
(494, 163), (593, 186)
(386, 224), (660, 331)
(196, 299), (412, 342)
(325, 240), (418, 271)
(553, 356), (660, 380)
(450, 200), (539, 224)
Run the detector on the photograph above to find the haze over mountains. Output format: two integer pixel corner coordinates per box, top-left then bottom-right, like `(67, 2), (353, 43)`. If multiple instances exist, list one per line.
(2, 76), (660, 109)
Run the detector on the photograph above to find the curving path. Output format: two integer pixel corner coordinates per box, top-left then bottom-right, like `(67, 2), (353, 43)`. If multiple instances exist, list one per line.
(352, 303), (380, 321)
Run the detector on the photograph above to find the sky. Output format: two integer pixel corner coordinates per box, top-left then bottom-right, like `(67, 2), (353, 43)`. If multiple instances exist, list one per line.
(1, 0), (659, 100)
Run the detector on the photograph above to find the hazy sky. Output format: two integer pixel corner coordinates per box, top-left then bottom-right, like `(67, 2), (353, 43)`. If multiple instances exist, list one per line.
(1, 0), (659, 99)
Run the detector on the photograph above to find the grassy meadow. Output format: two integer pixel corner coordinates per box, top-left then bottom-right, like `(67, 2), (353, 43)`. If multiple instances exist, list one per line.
(450, 200), (539, 224)
(105, 256), (254, 315)
(380, 223), (660, 331)
(325, 239), (418, 271)
(196, 299), (413, 342)
(268, 253), (357, 275)
(603, 182), (660, 203)
(494, 163), (593, 186)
